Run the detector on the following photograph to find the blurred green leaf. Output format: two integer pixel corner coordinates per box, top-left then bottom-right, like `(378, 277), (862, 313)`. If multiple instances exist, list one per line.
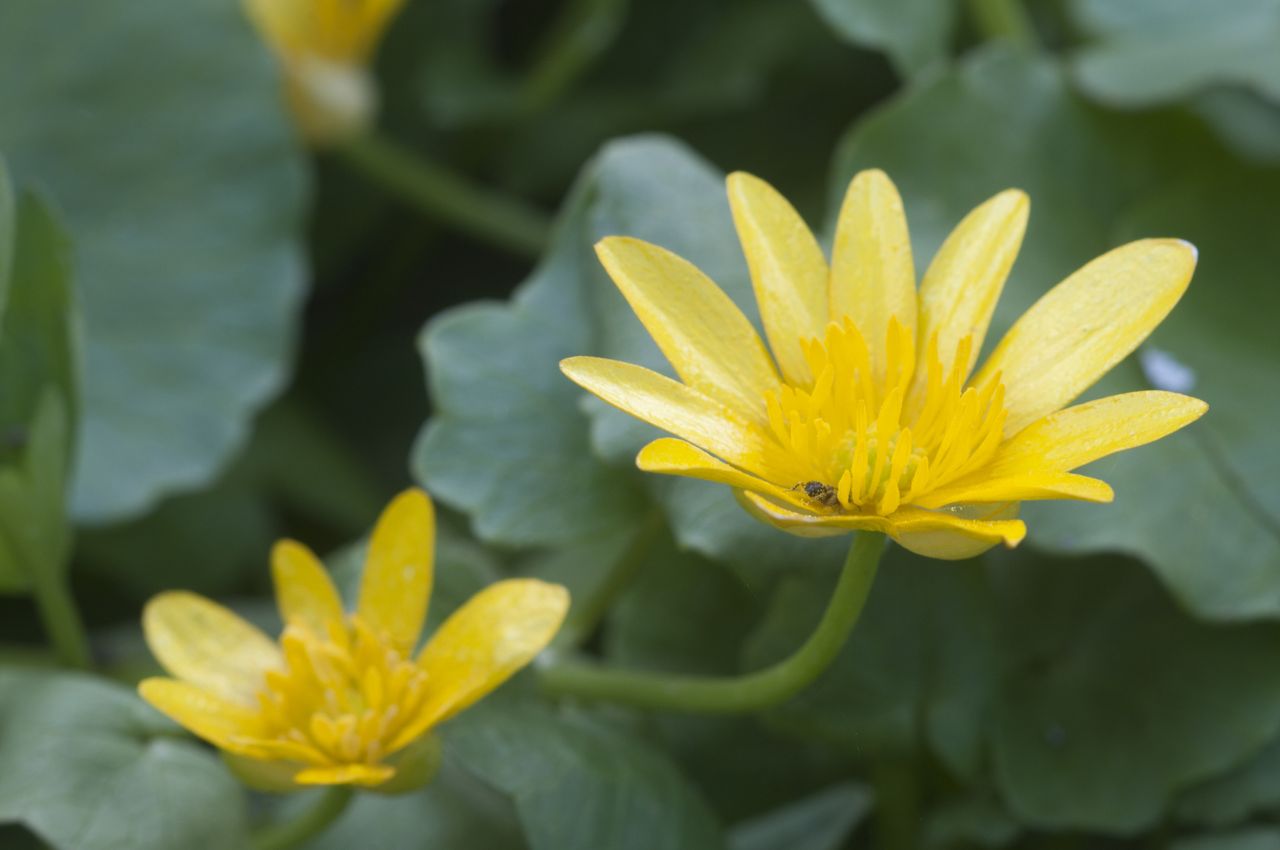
(727, 782), (872, 850)
(0, 0), (308, 523)
(808, 0), (955, 76)
(1171, 829), (1280, 850)
(0, 669), (249, 850)
(306, 760), (526, 850)
(1069, 0), (1280, 106)
(1176, 735), (1280, 828)
(921, 794), (1020, 850)
(989, 553), (1280, 834)
(834, 46), (1280, 621)
(446, 699), (725, 850)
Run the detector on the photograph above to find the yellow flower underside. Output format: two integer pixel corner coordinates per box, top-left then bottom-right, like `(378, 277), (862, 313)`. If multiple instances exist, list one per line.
(243, 0), (406, 143)
(139, 489), (569, 789)
(562, 170), (1208, 559)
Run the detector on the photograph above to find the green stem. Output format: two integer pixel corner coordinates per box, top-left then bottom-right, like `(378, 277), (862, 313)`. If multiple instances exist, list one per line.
(556, 509), (664, 649)
(871, 759), (918, 850)
(539, 532), (885, 713)
(966, 0), (1036, 47)
(252, 786), (355, 850)
(30, 568), (90, 669)
(519, 0), (629, 115)
(335, 132), (550, 259)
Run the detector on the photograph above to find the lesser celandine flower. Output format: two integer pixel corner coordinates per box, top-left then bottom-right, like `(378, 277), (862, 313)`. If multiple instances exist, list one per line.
(561, 170), (1207, 559)
(243, 0), (406, 143)
(138, 489), (568, 791)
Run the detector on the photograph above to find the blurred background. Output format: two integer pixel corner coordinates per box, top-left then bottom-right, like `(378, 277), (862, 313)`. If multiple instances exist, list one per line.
(3, 0), (1280, 847)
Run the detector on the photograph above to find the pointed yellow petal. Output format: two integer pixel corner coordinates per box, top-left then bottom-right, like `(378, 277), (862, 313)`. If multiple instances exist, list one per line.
(271, 539), (346, 638)
(560, 356), (765, 468)
(727, 172), (829, 384)
(912, 189), (1028, 400)
(637, 437), (811, 511)
(396, 580), (568, 749)
(912, 472), (1113, 509)
(295, 764), (396, 787)
(143, 591), (282, 704)
(988, 390), (1208, 475)
(735, 490), (880, 538)
(138, 678), (266, 747)
(974, 239), (1197, 434)
(888, 505), (1026, 560)
(595, 236), (780, 421)
(830, 169), (917, 384)
(357, 488), (435, 655)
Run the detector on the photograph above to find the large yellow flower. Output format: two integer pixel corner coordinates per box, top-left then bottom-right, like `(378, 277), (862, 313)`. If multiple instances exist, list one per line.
(561, 170), (1207, 559)
(138, 489), (568, 790)
(243, 0), (407, 143)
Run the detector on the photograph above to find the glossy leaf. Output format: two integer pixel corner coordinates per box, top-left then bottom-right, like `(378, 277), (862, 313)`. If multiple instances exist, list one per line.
(0, 0), (308, 522)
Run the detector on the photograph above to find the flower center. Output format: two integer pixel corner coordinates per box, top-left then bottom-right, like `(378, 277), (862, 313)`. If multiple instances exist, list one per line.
(254, 617), (429, 766)
(752, 318), (1007, 516)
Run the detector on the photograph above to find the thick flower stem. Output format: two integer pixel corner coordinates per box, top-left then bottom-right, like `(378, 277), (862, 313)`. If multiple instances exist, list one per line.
(335, 132), (550, 259)
(555, 509), (664, 649)
(966, 0), (1036, 47)
(31, 569), (91, 670)
(539, 532), (885, 713)
(252, 786), (355, 850)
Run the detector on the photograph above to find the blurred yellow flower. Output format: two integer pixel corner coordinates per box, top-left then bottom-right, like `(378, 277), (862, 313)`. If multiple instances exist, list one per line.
(243, 0), (407, 143)
(562, 170), (1207, 559)
(138, 489), (568, 790)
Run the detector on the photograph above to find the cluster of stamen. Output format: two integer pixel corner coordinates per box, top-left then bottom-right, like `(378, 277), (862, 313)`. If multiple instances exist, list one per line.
(755, 318), (1007, 516)
(251, 617), (429, 768)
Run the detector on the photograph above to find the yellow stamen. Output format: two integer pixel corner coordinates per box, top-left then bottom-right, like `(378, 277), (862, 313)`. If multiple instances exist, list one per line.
(749, 320), (1007, 517)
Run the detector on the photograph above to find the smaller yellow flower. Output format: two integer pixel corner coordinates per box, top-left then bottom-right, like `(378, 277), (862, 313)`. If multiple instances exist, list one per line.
(138, 488), (568, 791)
(244, 0), (407, 143)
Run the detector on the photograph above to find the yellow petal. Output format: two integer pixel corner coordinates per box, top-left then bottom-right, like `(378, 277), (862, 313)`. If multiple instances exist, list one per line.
(394, 580), (569, 750)
(138, 678), (266, 748)
(295, 764), (396, 787)
(142, 591), (282, 704)
(637, 437), (812, 511)
(357, 488), (435, 655)
(595, 236), (780, 421)
(560, 356), (765, 468)
(736, 491), (1024, 558)
(988, 390), (1209, 475)
(727, 172), (829, 384)
(912, 472), (1113, 509)
(974, 239), (1197, 434)
(271, 539), (346, 639)
(910, 189), (1028, 404)
(889, 504), (1026, 560)
(830, 169), (917, 385)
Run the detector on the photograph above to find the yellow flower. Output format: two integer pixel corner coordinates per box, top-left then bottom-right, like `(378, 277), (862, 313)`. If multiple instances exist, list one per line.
(561, 170), (1207, 559)
(138, 488), (568, 790)
(243, 0), (407, 143)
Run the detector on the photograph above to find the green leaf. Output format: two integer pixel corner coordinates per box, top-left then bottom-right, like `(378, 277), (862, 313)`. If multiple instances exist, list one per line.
(808, 0), (956, 76)
(1069, 0), (1280, 107)
(743, 545), (999, 779)
(446, 699), (725, 850)
(0, 0), (308, 523)
(414, 161), (646, 547)
(1176, 735), (1280, 828)
(833, 46), (1280, 621)
(0, 158), (13, 322)
(989, 553), (1280, 834)
(306, 761), (526, 850)
(0, 669), (249, 850)
(1171, 829), (1280, 850)
(728, 782), (872, 850)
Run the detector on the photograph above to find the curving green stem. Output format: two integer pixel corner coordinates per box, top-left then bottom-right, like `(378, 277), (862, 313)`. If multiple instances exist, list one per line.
(539, 532), (885, 713)
(335, 132), (551, 259)
(252, 786), (355, 850)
